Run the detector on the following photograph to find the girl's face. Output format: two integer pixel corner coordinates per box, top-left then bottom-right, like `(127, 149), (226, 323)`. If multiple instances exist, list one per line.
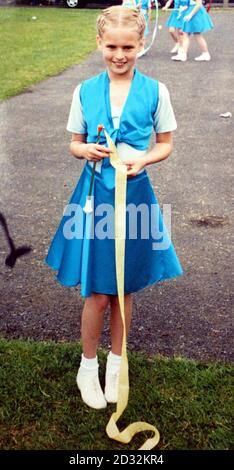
(97, 27), (144, 79)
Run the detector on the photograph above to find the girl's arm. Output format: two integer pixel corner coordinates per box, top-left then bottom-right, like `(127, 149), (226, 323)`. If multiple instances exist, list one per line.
(124, 132), (173, 177)
(184, 0), (202, 21)
(143, 131), (173, 165)
(69, 133), (110, 162)
(162, 0), (174, 11)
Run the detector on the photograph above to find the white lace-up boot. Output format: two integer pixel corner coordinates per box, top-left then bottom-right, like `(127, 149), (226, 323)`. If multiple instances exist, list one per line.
(76, 355), (107, 409)
(171, 49), (187, 62)
(104, 351), (121, 404)
(194, 52), (211, 61)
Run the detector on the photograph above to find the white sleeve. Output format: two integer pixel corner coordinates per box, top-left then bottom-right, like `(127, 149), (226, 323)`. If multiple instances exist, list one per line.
(154, 82), (177, 133)
(66, 84), (87, 134)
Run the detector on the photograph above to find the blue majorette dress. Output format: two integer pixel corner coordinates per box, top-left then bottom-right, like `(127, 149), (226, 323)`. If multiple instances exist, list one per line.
(181, 0), (214, 33)
(138, 0), (151, 37)
(45, 69), (183, 297)
(166, 0), (183, 30)
(123, 0), (150, 37)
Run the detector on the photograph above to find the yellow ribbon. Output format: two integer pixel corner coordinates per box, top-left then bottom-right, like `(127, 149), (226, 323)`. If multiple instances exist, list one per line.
(104, 130), (160, 450)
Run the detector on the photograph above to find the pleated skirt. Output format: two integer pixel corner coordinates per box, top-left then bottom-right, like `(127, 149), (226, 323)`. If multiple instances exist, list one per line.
(166, 11), (183, 29)
(181, 6), (214, 33)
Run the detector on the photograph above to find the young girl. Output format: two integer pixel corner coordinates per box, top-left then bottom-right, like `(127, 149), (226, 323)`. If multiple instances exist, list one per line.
(45, 6), (183, 410)
(137, 0), (152, 37)
(171, 0), (214, 62)
(162, 0), (183, 54)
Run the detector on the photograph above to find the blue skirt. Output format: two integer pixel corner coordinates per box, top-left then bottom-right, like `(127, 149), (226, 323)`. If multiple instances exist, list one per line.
(181, 6), (214, 33)
(166, 11), (183, 29)
(45, 163), (183, 297)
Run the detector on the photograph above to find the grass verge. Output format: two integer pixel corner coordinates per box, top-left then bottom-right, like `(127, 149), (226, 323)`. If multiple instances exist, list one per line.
(0, 7), (98, 100)
(0, 338), (233, 450)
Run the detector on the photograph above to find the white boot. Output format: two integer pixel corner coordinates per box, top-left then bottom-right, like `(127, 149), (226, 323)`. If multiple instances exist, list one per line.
(194, 52), (211, 61)
(104, 351), (121, 404)
(170, 43), (179, 54)
(171, 49), (187, 62)
(76, 355), (107, 409)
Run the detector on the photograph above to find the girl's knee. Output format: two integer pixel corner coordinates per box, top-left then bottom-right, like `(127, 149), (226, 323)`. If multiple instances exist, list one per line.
(92, 293), (110, 311)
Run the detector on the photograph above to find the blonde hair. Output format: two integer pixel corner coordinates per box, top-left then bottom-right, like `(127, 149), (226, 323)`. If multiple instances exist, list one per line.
(97, 6), (146, 39)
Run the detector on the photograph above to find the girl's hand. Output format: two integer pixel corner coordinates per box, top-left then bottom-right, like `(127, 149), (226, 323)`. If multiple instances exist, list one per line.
(123, 158), (146, 177)
(83, 143), (110, 162)
(180, 5), (188, 12)
(184, 13), (192, 22)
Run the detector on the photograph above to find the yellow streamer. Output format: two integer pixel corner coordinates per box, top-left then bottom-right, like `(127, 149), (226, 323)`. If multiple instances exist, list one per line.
(104, 130), (160, 450)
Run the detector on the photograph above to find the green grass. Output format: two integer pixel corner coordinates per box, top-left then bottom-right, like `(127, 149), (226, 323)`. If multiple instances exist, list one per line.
(0, 6), (167, 101)
(0, 7), (229, 101)
(0, 338), (233, 450)
(0, 7), (99, 100)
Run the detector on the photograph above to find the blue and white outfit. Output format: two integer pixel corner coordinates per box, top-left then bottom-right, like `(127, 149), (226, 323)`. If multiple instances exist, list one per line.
(137, 0), (151, 37)
(181, 0), (214, 33)
(122, 0), (151, 37)
(166, 0), (182, 30)
(45, 69), (183, 297)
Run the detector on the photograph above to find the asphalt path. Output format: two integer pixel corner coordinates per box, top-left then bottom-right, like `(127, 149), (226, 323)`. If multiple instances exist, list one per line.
(0, 10), (233, 363)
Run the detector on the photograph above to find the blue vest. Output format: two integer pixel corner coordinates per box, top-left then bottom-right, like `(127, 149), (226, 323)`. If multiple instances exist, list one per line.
(80, 69), (159, 156)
